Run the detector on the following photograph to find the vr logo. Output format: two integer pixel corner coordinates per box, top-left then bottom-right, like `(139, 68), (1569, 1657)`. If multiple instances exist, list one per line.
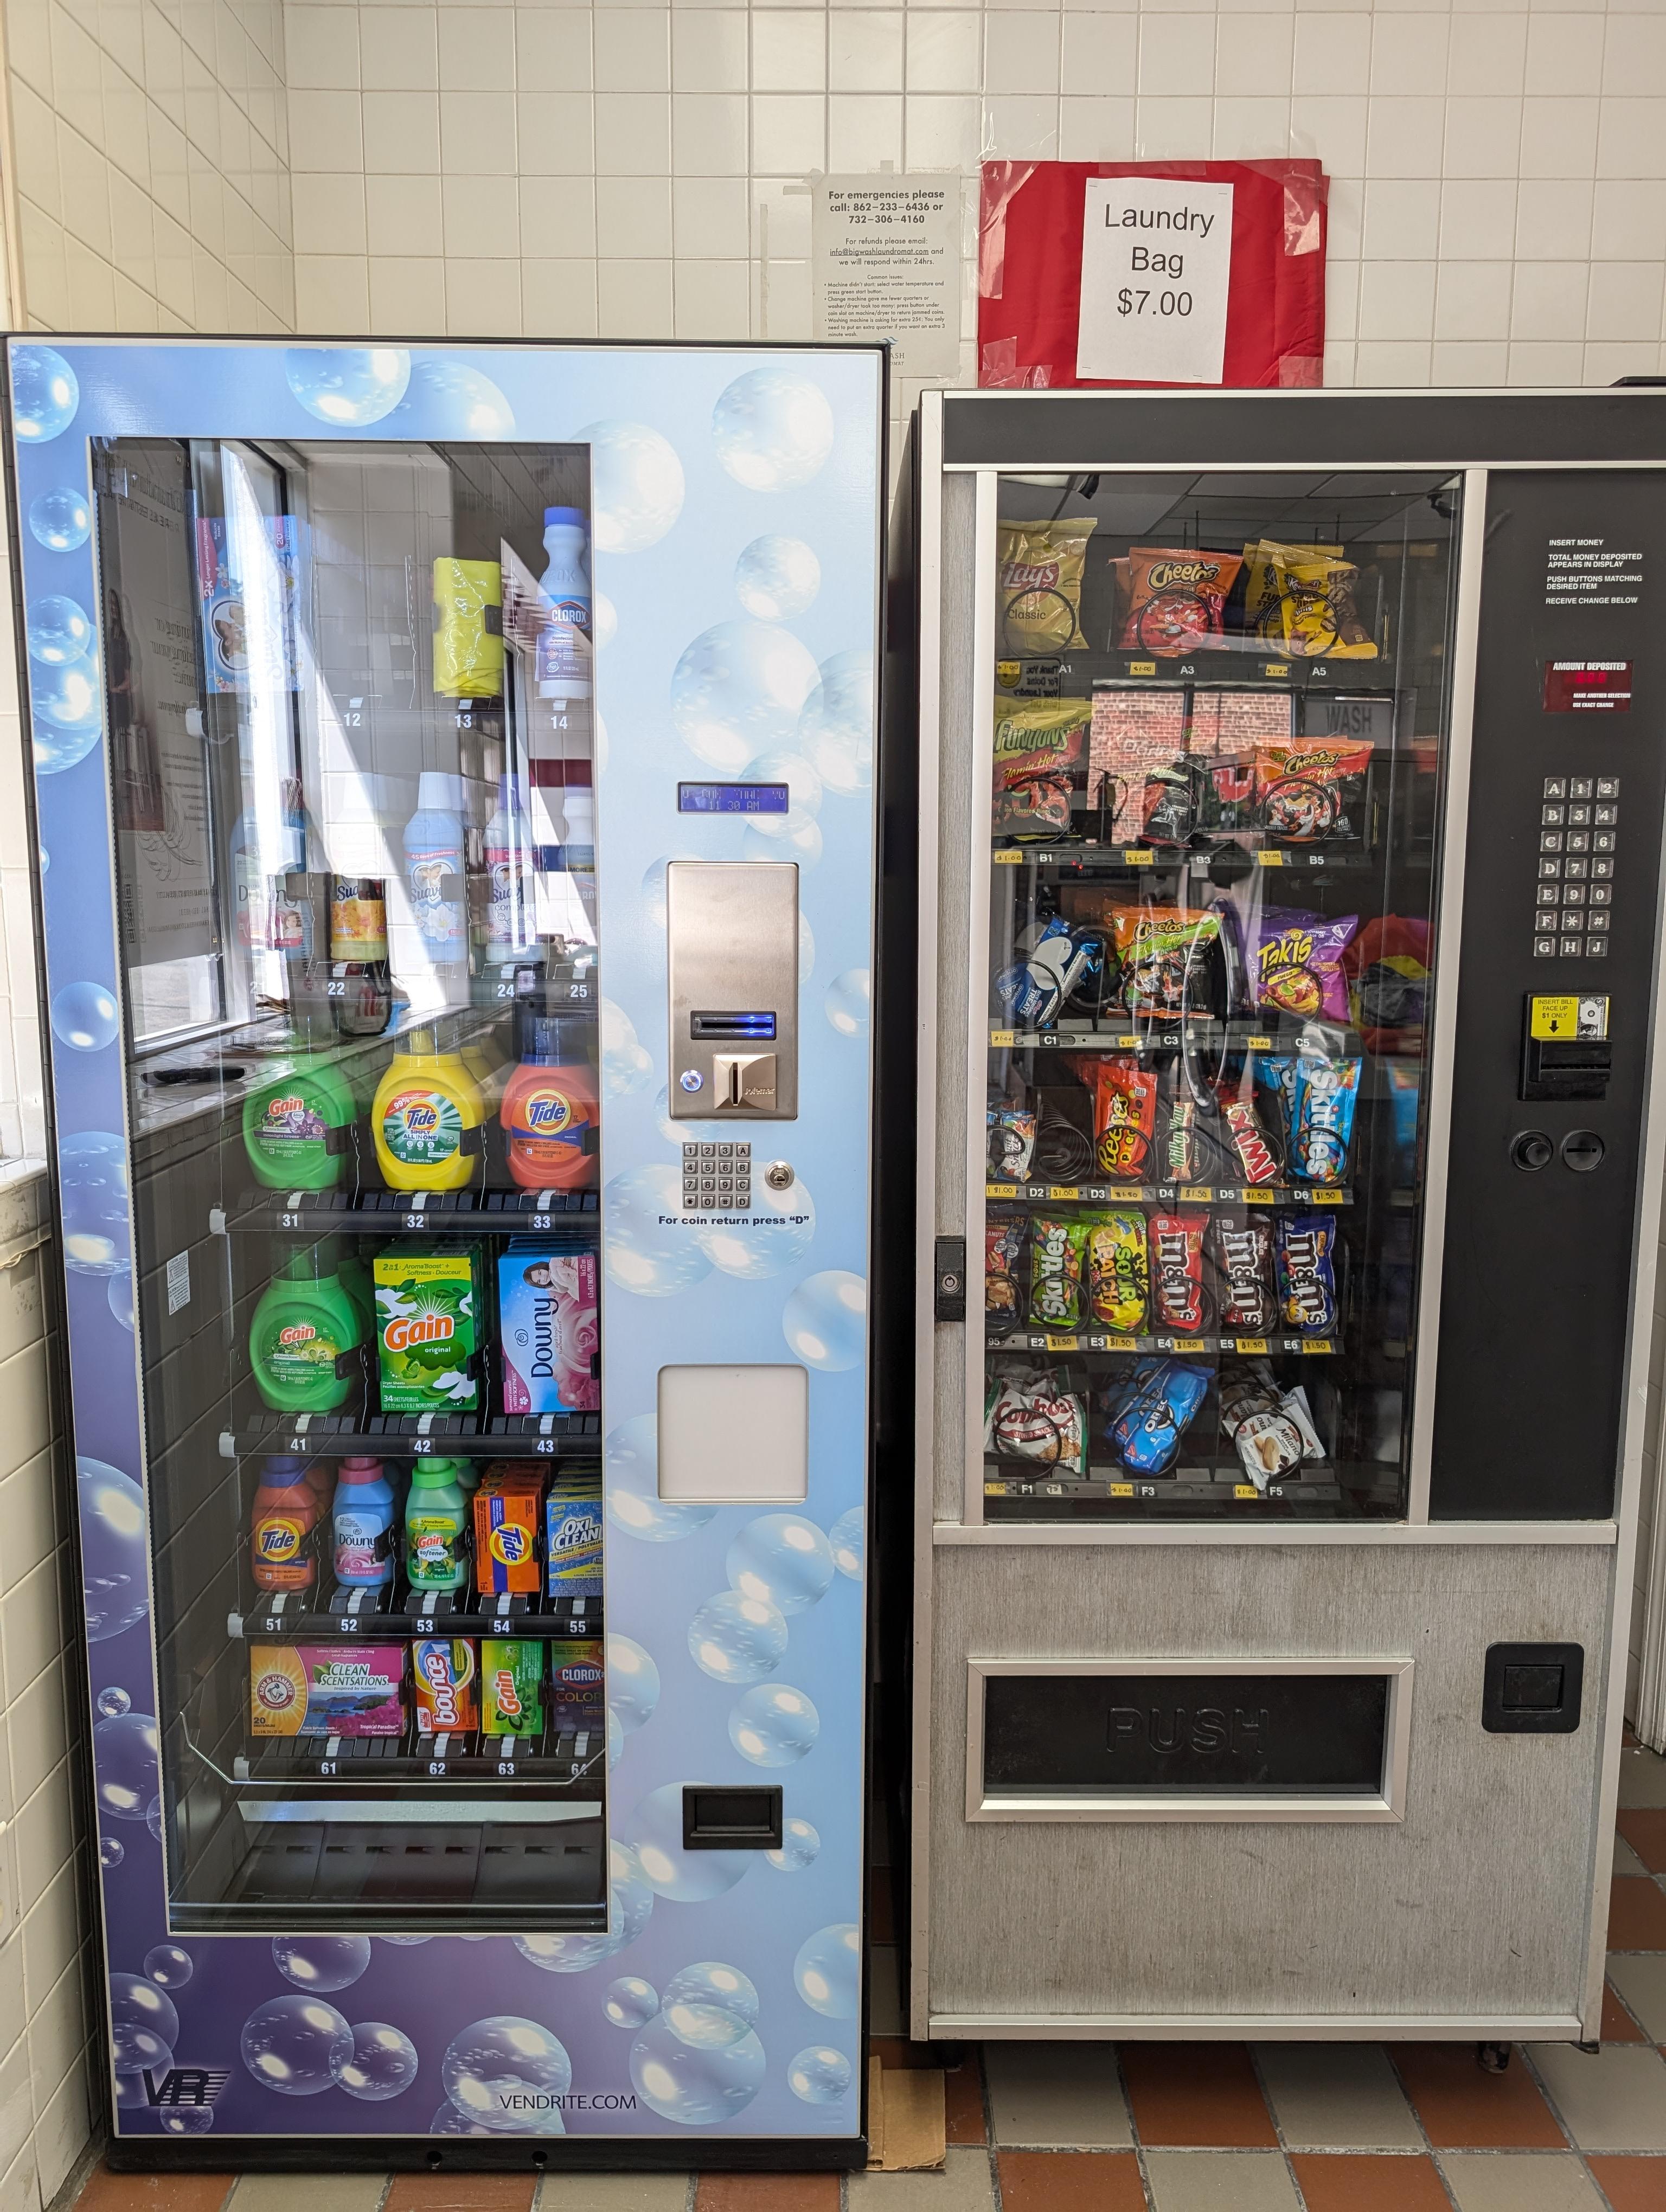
(143, 2067), (231, 2110)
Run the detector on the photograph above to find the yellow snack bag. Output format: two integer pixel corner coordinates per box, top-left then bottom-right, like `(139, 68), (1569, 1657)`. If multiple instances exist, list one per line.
(997, 518), (1097, 653)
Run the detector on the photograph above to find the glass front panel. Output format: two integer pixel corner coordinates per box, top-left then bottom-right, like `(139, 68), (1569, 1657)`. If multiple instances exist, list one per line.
(982, 471), (1460, 1522)
(100, 436), (605, 1928)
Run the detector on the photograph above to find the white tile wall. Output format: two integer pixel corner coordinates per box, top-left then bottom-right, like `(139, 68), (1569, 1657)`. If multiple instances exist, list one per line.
(7, 0), (294, 331)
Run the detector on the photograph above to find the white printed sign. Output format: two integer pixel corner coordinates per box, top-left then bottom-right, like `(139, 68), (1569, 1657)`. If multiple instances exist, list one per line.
(812, 176), (960, 379)
(1076, 177), (1234, 387)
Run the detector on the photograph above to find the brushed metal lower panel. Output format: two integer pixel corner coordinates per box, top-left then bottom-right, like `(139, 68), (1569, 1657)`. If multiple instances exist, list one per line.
(927, 1542), (1613, 2027)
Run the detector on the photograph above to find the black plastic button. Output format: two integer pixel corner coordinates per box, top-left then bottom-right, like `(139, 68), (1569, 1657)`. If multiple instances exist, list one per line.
(1511, 1131), (1554, 1172)
(1502, 1662), (1564, 1710)
(1561, 1129), (1605, 1173)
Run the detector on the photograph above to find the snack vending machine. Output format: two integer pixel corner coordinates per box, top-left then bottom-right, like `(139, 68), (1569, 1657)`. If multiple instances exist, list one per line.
(5, 336), (884, 2165)
(911, 387), (1666, 2041)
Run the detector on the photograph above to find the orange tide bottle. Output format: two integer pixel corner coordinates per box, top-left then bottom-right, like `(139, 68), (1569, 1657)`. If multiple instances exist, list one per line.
(499, 1007), (597, 1191)
(249, 1457), (320, 1592)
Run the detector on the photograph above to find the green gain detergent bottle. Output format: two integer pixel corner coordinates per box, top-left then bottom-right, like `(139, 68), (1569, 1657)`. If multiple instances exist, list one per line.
(249, 1241), (362, 1412)
(242, 1032), (356, 1191)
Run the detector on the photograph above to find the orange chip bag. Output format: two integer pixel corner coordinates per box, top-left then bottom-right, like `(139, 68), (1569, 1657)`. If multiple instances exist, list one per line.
(1119, 548), (1244, 658)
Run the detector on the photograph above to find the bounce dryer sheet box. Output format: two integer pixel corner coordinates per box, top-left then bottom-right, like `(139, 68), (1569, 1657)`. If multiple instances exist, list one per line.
(412, 1637), (479, 1737)
(545, 1476), (603, 1597)
(498, 1243), (599, 1415)
(249, 1642), (406, 1738)
(473, 1469), (545, 1593)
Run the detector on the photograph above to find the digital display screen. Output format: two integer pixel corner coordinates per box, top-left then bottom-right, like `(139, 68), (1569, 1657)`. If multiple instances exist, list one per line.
(678, 782), (790, 815)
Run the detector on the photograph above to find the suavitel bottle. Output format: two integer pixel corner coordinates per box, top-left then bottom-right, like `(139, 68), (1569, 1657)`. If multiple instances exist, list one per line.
(405, 1458), (469, 1591)
(500, 1005), (598, 1190)
(249, 1458), (320, 1591)
(371, 1024), (485, 1191)
(249, 1242), (362, 1412)
(332, 1457), (397, 1589)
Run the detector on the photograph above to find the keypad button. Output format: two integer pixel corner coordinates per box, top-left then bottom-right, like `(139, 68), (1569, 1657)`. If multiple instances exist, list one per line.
(1594, 830), (1617, 853)
(1535, 909), (1560, 931)
(1597, 777), (1620, 798)
(1539, 858), (1562, 879)
(736, 1142), (751, 1158)
(1535, 937), (1559, 957)
(1567, 803), (1591, 826)
(1565, 859), (1589, 879)
(683, 1141), (698, 1158)
(1594, 803), (1618, 826)
(1567, 832), (1590, 852)
(1588, 910), (1611, 932)
(1562, 907), (1586, 928)
(1561, 883), (1585, 904)
(1571, 777), (1594, 799)
(1540, 832), (1564, 852)
(1544, 777), (1568, 799)
(1587, 937), (1609, 957)
(1590, 884), (1611, 905)
(701, 1142), (716, 1158)
(1542, 805), (1566, 825)
(1560, 937), (1584, 957)
(1593, 858), (1614, 879)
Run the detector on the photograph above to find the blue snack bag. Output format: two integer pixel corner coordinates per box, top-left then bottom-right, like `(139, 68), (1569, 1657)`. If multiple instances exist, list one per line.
(1276, 1212), (1338, 1336)
(1107, 1356), (1209, 1475)
(1289, 1054), (1361, 1184)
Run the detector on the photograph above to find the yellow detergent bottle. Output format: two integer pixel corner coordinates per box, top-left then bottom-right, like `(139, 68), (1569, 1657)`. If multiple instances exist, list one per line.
(371, 1024), (485, 1191)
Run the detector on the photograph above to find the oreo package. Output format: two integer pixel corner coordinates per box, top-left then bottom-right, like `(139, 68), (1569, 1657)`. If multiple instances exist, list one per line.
(1276, 1211), (1339, 1338)
(1210, 1212), (1278, 1335)
(1107, 1356), (1210, 1475)
(1149, 1211), (1209, 1335)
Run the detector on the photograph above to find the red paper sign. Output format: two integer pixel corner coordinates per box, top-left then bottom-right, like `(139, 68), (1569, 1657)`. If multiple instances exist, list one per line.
(979, 159), (1327, 392)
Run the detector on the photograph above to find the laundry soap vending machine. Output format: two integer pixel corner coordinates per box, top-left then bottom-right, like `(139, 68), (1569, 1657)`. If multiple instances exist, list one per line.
(911, 386), (1666, 2043)
(4, 336), (885, 2166)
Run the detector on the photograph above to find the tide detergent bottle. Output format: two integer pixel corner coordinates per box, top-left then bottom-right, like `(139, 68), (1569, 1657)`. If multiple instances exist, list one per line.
(499, 1007), (598, 1190)
(249, 1459), (320, 1591)
(371, 1024), (485, 1191)
(249, 1242), (362, 1413)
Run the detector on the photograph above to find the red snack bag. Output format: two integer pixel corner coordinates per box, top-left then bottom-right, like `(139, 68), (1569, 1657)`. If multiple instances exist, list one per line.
(1219, 1094), (1281, 1185)
(1089, 1056), (1158, 1181)
(1120, 548), (1244, 658)
(1149, 1212), (1209, 1334)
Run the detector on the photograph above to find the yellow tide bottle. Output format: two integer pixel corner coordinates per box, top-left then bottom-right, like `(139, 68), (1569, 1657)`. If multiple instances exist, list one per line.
(371, 1024), (485, 1191)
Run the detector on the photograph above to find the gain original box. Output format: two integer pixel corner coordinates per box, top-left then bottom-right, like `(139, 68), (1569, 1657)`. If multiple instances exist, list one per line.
(374, 1245), (482, 1413)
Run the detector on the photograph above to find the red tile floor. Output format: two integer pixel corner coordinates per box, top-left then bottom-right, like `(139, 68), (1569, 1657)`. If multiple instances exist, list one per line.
(64, 1739), (1666, 2211)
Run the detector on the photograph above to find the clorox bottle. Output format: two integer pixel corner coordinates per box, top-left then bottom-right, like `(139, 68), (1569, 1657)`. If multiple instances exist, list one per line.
(371, 1024), (484, 1191)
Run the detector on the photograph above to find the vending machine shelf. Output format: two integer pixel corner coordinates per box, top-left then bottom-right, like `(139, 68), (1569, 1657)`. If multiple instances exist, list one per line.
(223, 1412), (603, 1459)
(230, 1587), (603, 1641)
(234, 1723), (604, 1788)
(217, 1186), (600, 1238)
(988, 1329), (1338, 1356)
(991, 843), (1379, 876)
(994, 651), (1402, 692)
(989, 1022), (1362, 1054)
(986, 1180), (1353, 1207)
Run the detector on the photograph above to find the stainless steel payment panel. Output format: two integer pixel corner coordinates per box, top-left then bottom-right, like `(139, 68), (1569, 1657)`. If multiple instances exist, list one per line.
(667, 860), (800, 1118)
